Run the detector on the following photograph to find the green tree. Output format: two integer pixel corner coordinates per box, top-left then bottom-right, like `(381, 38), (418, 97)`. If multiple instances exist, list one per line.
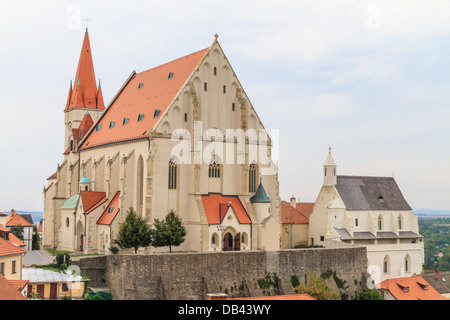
(32, 225), (40, 250)
(152, 210), (187, 253)
(10, 225), (24, 241)
(114, 206), (152, 254)
(295, 269), (340, 300)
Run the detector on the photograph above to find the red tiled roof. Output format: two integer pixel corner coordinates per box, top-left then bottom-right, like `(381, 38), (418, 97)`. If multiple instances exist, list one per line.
(229, 294), (315, 300)
(47, 172), (57, 180)
(296, 202), (314, 219)
(97, 191), (120, 225)
(78, 47), (209, 150)
(0, 237), (26, 257)
(0, 274), (27, 300)
(65, 30), (104, 111)
(378, 276), (450, 300)
(79, 191), (107, 213)
(6, 213), (33, 227)
(201, 194), (251, 225)
(8, 280), (29, 294)
(280, 201), (309, 224)
(0, 224), (26, 247)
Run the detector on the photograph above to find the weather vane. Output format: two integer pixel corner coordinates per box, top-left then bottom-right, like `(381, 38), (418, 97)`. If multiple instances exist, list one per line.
(83, 16), (91, 30)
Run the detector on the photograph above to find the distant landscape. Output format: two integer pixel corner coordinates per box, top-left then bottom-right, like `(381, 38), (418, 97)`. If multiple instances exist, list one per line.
(2, 208), (450, 225)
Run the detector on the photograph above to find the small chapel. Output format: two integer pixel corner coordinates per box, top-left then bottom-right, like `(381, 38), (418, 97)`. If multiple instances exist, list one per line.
(43, 29), (281, 254)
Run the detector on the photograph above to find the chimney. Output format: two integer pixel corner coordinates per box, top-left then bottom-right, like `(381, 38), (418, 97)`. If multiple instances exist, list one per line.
(10, 209), (15, 216)
(435, 269), (440, 282)
(290, 195), (296, 208)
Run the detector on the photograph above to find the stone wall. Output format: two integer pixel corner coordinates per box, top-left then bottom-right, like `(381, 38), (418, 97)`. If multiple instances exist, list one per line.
(74, 247), (368, 300)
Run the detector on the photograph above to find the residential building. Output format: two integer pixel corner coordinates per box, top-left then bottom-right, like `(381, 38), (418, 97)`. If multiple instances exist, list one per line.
(43, 29), (281, 254)
(22, 267), (88, 300)
(2, 210), (33, 251)
(0, 236), (26, 281)
(378, 276), (449, 300)
(280, 197), (312, 248)
(309, 149), (424, 282)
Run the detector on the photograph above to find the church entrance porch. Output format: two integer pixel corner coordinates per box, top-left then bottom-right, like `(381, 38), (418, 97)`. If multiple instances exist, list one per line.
(222, 232), (241, 251)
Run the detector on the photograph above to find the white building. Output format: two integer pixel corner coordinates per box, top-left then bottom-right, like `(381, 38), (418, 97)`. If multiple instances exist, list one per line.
(309, 149), (424, 283)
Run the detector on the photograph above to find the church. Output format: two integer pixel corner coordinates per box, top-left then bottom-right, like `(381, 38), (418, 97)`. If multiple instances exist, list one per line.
(308, 149), (424, 283)
(42, 29), (281, 254)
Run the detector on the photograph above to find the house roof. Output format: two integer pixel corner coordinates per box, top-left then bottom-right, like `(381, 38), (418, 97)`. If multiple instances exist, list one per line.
(280, 201), (309, 224)
(0, 237), (26, 257)
(0, 274), (27, 300)
(80, 191), (107, 213)
(78, 46), (209, 150)
(378, 276), (449, 300)
(0, 224), (26, 247)
(201, 193), (251, 225)
(97, 191), (120, 225)
(296, 203), (314, 219)
(336, 175), (412, 211)
(420, 270), (450, 295)
(22, 267), (89, 284)
(8, 280), (29, 293)
(64, 29), (104, 111)
(48, 172), (57, 180)
(5, 212), (33, 227)
(229, 294), (316, 300)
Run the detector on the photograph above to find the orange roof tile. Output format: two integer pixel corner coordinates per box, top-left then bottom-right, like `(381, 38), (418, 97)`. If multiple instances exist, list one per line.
(8, 280), (29, 293)
(0, 274), (27, 300)
(201, 194), (251, 225)
(79, 47), (209, 150)
(229, 294), (316, 300)
(97, 191), (120, 225)
(65, 30), (104, 111)
(281, 201), (309, 224)
(296, 202), (314, 219)
(378, 276), (450, 300)
(0, 237), (26, 257)
(47, 172), (57, 180)
(6, 212), (33, 227)
(79, 191), (106, 213)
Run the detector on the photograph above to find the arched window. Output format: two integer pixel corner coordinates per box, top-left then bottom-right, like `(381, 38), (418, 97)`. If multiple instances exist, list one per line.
(137, 156), (144, 214)
(398, 215), (403, 230)
(383, 255), (390, 274)
(85, 185), (89, 191)
(249, 163), (257, 193)
(168, 160), (177, 190)
(405, 254), (411, 273)
(378, 215), (383, 231)
(209, 160), (221, 178)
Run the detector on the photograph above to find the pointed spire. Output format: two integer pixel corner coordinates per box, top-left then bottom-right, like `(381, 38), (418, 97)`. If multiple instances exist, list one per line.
(250, 178), (271, 203)
(64, 29), (104, 111)
(324, 146), (336, 166)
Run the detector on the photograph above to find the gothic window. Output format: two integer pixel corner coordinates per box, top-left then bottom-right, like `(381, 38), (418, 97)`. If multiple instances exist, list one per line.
(324, 168), (327, 176)
(209, 158), (221, 178)
(249, 164), (257, 193)
(398, 215), (403, 230)
(405, 254), (411, 272)
(168, 160), (177, 190)
(378, 215), (383, 231)
(137, 156), (144, 214)
(383, 255), (390, 274)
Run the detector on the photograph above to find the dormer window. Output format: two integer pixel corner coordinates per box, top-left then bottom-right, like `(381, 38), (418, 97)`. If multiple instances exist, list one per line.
(123, 118), (129, 125)
(109, 121), (115, 129)
(168, 72), (174, 79)
(96, 124), (102, 131)
(378, 196), (385, 203)
(138, 83), (144, 89)
(154, 110), (161, 118)
(138, 114), (144, 122)
(108, 207), (114, 214)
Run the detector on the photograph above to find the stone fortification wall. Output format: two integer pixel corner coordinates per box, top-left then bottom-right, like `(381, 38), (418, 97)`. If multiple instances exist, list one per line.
(74, 247), (368, 300)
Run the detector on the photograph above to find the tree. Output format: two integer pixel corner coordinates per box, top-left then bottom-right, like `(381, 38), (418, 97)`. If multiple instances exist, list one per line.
(152, 210), (187, 253)
(295, 269), (340, 300)
(32, 225), (40, 250)
(114, 206), (152, 254)
(10, 225), (24, 241)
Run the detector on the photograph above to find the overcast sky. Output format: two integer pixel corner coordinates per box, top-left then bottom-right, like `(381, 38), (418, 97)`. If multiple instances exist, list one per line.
(0, 1), (449, 212)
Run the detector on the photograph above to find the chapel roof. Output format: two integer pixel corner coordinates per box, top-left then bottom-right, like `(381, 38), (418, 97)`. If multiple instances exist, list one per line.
(280, 201), (309, 224)
(250, 179), (271, 203)
(78, 46), (210, 150)
(97, 191), (120, 225)
(201, 193), (251, 225)
(335, 175), (412, 211)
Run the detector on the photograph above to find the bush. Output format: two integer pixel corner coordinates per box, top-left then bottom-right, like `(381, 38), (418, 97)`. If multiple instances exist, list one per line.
(55, 253), (71, 269)
(109, 246), (119, 254)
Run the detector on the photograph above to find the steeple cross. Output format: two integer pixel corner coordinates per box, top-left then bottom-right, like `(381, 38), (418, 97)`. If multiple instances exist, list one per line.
(83, 16), (91, 30)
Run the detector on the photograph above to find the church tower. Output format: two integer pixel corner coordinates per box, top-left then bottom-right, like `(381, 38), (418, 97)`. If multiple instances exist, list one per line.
(324, 147), (337, 186)
(64, 28), (105, 154)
